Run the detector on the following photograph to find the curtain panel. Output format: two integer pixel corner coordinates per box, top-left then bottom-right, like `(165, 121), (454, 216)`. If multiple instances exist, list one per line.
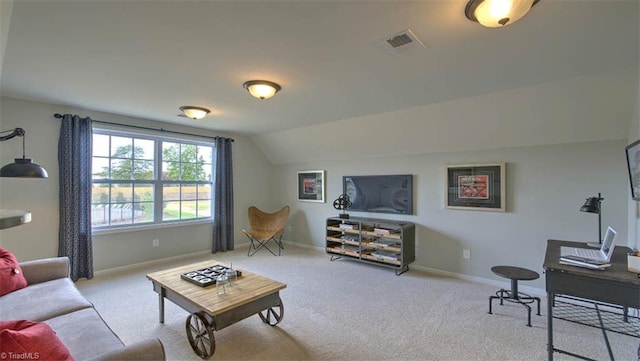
(58, 114), (93, 281)
(212, 137), (234, 252)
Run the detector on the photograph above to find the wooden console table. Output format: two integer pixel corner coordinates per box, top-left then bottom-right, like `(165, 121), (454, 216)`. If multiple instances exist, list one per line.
(543, 239), (640, 360)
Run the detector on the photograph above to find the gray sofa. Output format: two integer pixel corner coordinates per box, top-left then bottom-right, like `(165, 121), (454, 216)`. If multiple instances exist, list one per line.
(0, 257), (165, 360)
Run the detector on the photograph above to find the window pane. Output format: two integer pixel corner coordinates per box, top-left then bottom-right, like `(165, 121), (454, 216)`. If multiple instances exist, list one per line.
(93, 134), (110, 157)
(162, 201), (180, 221)
(91, 204), (108, 226)
(92, 157), (109, 180)
(198, 200), (211, 218)
(182, 185), (197, 201)
(133, 202), (154, 223)
(163, 184), (180, 201)
(92, 183), (109, 204)
(111, 159), (132, 180)
(133, 160), (154, 180)
(111, 184), (133, 203)
(197, 184), (211, 199)
(198, 146), (212, 164)
(182, 201), (197, 219)
(199, 164), (212, 182)
(134, 183), (154, 202)
(162, 161), (180, 180)
(181, 163), (197, 181)
(110, 203), (133, 225)
(134, 138), (154, 160)
(111, 136), (132, 158)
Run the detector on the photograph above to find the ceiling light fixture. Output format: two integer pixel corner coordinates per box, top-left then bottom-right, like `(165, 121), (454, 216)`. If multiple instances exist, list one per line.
(465, 0), (540, 28)
(243, 80), (281, 100)
(0, 128), (48, 178)
(179, 106), (210, 120)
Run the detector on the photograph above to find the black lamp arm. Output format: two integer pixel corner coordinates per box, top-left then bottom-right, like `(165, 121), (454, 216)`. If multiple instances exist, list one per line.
(0, 128), (27, 159)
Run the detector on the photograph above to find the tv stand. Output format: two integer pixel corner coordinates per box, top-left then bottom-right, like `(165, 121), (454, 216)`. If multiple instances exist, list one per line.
(325, 216), (415, 275)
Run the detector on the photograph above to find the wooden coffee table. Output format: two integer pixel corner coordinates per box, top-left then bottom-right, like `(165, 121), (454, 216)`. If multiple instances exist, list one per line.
(147, 260), (287, 359)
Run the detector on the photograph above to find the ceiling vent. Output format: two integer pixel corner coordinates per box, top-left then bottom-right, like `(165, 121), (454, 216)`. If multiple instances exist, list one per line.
(379, 29), (426, 56)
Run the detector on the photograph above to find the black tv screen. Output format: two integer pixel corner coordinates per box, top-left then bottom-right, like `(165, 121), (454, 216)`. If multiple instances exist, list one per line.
(343, 174), (413, 214)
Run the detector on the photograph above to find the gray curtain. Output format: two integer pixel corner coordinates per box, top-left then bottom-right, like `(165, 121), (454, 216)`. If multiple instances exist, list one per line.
(58, 114), (93, 281)
(212, 137), (234, 252)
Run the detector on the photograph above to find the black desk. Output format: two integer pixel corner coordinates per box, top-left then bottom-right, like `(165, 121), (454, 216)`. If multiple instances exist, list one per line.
(543, 239), (640, 361)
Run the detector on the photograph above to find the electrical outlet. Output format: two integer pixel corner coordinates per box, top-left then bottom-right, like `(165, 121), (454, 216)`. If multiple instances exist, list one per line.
(463, 249), (470, 259)
(152, 239), (159, 247)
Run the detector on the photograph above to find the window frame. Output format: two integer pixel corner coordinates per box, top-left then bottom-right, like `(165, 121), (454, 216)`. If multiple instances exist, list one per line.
(91, 127), (214, 234)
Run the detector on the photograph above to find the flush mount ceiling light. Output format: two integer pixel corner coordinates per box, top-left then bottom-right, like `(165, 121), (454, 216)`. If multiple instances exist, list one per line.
(179, 106), (210, 120)
(465, 0), (540, 28)
(242, 80), (281, 100)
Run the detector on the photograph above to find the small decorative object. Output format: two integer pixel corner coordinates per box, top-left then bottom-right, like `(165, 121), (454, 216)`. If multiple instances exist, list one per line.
(297, 170), (325, 202)
(628, 250), (640, 274)
(180, 264), (242, 287)
(216, 274), (229, 295)
(446, 163), (505, 211)
(333, 194), (352, 219)
(225, 263), (237, 286)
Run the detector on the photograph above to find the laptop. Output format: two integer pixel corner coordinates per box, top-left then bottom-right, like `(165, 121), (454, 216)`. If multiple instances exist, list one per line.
(560, 226), (617, 262)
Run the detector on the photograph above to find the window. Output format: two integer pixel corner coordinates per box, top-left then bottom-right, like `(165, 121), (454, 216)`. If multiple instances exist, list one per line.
(91, 129), (213, 230)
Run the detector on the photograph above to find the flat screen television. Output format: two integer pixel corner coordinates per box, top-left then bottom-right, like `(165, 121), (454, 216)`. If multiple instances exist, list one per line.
(625, 139), (640, 201)
(343, 174), (413, 214)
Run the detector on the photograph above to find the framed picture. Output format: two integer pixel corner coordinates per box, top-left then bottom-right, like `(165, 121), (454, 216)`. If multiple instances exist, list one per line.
(625, 140), (640, 201)
(297, 170), (325, 202)
(446, 163), (506, 211)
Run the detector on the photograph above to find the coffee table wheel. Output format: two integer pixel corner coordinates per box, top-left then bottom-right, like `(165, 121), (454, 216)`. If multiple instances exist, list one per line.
(186, 312), (215, 359)
(259, 297), (284, 326)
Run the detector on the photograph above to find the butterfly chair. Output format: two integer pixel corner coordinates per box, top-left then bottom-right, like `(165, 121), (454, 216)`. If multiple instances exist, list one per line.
(242, 205), (290, 257)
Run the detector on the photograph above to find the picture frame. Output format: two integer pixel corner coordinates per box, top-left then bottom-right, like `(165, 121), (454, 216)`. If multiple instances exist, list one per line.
(625, 139), (640, 201)
(446, 163), (506, 211)
(297, 170), (325, 202)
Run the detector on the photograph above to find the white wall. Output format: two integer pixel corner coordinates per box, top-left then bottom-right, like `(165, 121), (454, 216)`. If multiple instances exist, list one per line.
(275, 140), (628, 289)
(0, 96), (634, 285)
(0, 97), (274, 270)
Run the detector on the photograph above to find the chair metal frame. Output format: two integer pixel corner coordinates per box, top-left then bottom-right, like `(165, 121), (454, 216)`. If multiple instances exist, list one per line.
(242, 206), (290, 257)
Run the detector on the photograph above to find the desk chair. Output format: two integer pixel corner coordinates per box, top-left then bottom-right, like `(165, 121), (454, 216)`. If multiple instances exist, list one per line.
(242, 206), (290, 257)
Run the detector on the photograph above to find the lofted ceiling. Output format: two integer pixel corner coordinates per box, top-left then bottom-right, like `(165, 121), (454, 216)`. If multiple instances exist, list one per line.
(1, 1), (639, 164)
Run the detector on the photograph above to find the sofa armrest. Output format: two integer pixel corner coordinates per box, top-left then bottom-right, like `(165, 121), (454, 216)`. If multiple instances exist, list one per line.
(19, 257), (70, 285)
(86, 339), (165, 361)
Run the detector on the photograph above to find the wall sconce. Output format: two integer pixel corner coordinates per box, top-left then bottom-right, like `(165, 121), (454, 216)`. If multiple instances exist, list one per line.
(580, 192), (603, 248)
(179, 106), (210, 120)
(0, 128), (48, 178)
(465, 0), (540, 28)
(243, 80), (281, 100)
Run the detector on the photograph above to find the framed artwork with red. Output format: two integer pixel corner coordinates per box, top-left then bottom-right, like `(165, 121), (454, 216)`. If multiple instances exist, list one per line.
(446, 163), (505, 211)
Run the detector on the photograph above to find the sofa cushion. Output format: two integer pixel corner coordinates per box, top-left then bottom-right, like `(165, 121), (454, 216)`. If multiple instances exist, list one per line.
(45, 308), (124, 360)
(0, 247), (28, 296)
(0, 320), (74, 361)
(0, 278), (92, 321)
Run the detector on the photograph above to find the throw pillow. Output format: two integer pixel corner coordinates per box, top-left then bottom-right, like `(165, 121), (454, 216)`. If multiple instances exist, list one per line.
(0, 247), (27, 297)
(0, 320), (74, 361)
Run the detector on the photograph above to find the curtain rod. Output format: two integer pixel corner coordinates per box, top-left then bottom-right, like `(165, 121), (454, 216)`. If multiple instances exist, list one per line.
(53, 113), (233, 142)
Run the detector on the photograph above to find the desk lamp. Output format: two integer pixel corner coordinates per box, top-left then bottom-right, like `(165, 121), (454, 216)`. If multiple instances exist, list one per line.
(580, 193), (603, 248)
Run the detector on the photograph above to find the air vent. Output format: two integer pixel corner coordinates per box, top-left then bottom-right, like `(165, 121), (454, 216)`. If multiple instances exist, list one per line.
(386, 33), (413, 48)
(378, 29), (426, 56)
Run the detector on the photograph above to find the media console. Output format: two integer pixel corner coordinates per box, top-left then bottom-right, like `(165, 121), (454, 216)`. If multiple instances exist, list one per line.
(325, 216), (415, 275)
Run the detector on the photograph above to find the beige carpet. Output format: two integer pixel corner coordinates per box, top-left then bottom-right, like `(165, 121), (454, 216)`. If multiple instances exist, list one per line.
(76, 244), (639, 361)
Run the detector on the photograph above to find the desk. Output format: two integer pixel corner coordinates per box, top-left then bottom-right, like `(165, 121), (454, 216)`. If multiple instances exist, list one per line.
(543, 239), (640, 361)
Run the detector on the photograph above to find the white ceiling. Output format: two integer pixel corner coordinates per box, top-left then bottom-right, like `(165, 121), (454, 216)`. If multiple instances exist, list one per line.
(2, 1), (639, 164)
